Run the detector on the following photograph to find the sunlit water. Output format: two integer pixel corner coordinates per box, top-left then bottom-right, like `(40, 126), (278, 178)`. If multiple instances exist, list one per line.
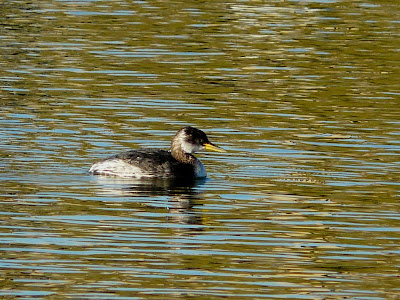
(1, 0), (400, 299)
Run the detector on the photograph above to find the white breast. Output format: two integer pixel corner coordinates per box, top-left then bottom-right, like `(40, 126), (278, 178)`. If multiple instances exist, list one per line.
(194, 160), (207, 178)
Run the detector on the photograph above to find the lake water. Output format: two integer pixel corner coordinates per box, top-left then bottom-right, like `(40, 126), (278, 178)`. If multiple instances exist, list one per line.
(1, 0), (400, 299)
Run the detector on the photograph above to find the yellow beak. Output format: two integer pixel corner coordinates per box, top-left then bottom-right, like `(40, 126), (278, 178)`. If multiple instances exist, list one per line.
(204, 142), (226, 153)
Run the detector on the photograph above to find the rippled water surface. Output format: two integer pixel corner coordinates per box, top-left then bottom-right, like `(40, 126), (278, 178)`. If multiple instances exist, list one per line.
(1, 0), (400, 299)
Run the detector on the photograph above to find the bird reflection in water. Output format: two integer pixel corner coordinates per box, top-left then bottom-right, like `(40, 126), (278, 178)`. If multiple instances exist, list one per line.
(90, 176), (206, 229)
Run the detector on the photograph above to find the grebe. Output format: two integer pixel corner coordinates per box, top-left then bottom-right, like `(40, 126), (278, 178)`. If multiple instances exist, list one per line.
(89, 126), (225, 178)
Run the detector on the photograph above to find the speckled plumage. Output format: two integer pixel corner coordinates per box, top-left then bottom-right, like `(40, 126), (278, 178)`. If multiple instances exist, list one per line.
(90, 149), (198, 178)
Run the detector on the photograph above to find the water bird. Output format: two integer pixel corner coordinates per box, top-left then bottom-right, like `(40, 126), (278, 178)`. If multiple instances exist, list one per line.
(89, 126), (225, 179)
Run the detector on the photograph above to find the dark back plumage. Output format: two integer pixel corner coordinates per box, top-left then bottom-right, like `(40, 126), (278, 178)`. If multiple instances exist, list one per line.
(112, 149), (196, 178)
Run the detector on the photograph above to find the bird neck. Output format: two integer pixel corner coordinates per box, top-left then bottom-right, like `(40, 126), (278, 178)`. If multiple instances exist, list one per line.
(171, 143), (196, 164)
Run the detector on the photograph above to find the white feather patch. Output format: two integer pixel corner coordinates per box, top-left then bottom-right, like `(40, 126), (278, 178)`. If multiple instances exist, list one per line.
(89, 159), (151, 178)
